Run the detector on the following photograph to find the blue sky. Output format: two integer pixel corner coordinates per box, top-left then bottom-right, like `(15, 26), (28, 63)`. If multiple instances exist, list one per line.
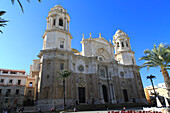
(0, 0), (169, 87)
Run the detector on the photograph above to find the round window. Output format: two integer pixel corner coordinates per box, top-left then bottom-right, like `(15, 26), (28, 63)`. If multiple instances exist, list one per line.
(99, 57), (103, 61)
(120, 71), (124, 77)
(98, 56), (103, 61)
(78, 65), (84, 72)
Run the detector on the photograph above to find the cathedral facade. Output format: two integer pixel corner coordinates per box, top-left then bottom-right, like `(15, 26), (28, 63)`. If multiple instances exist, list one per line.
(36, 5), (147, 110)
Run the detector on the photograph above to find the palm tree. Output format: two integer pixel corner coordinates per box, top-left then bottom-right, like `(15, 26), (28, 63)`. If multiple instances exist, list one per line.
(0, 0), (41, 33)
(147, 75), (157, 98)
(58, 70), (72, 111)
(11, 0), (41, 13)
(139, 43), (170, 96)
(0, 11), (8, 34)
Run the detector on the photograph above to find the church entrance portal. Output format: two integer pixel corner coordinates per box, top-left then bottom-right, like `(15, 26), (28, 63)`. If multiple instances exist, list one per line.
(102, 85), (108, 103)
(79, 87), (85, 103)
(123, 89), (129, 102)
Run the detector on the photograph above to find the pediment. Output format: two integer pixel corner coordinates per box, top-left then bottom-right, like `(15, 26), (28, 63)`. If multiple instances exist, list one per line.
(93, 38), (112, 46)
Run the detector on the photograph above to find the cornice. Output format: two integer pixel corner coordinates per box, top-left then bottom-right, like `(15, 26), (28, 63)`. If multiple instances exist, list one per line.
(38, 48), (98, 61)
(81, 37), (114, 47)
(113, 35), (130, 41)
(42, 27), (73, 39)
(0, 84), (26, 87)
(115, 50), (135, 56)
(0, 75), (27, 78)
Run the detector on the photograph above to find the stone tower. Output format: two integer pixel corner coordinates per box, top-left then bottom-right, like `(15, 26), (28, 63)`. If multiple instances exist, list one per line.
(37, 5), (73, 106)
(42, 5), (72, 50)
(113, 30), (136, 65)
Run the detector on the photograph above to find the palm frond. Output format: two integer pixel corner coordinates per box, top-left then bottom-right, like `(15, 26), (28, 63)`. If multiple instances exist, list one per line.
(147, 75), (156, 79)
(0, 11), (8, 34)
(11, 0), (15, 4)
(0, 11), (6, 16)
(139, 43), (170, 71)
(0, 20), (8, 23)
(0, 24), (7, 27)
(11, 0), (41, 13)
(17, 0), (24, 13)
(57, 70), (72, 80)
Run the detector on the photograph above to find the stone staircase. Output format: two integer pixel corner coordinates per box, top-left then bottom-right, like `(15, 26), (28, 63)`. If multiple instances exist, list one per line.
(21, 103), (149, 112)
(68, 103), (149, 111)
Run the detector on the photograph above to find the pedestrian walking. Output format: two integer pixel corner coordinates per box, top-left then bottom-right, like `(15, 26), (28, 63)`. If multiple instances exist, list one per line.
(8, 106), (11, 113)
(19, 107), (24, 113)
(51, 107), (54, 111)
(15, 104), (18, 112)
(38, 107), (41, 112)
(3, 107), (7, 113)
(73, 107), (76, 112)
(123, 107), (126, 111)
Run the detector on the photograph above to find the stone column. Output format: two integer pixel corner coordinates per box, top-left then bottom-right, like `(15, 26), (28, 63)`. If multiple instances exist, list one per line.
(109, 84), (113, 103)
(67, 21), (69, 31)
(99, 84), (104, 103)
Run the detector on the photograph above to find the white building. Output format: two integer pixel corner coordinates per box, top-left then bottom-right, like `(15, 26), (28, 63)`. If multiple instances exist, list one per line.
(32, 5), (148, 110)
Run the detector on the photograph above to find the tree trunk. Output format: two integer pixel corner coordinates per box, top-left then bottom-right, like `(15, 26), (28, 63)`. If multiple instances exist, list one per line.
(162, 68), (170, 97)
(150, 79), (157, 98)
(63, 79), (66, 111)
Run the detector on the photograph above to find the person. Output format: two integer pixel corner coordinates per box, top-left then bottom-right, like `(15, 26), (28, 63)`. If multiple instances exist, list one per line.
(3, 107), (7, 113)
(15, 104), (18, 112)
(7, 106), (11, 113)
(123, 107), (126, 111)
(51, 107), (54, 111)
(73, 107), (76, 112)
(76, 100), (78, 105)
(38, 107), (41, 112)
(19, 107), (24, 113)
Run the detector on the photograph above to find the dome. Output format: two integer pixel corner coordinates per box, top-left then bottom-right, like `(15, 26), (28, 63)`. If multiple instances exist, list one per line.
(115, 29), (126, 34)
(71, 48), (79, 53)
(116, 29), (123, 34)
(115, 29), (126, 37)
(54, 5), (64, 9)
(51, 5), (66, 12)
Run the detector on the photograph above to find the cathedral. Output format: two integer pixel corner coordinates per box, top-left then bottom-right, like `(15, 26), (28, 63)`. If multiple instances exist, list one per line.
(34, 5), (147, 110)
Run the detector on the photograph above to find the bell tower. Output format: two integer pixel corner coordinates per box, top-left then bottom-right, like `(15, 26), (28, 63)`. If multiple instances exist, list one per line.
(113, 30), (136, 65)
(42, 5), (72, 50)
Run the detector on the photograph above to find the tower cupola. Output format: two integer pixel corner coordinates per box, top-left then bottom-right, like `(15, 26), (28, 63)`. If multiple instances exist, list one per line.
(46, 5), (70, 31)
(42, 5), (72, 50)
(113, 30), (136, 65)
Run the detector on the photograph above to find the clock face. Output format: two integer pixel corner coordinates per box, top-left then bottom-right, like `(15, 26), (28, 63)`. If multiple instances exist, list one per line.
(78, 65), (84, 72)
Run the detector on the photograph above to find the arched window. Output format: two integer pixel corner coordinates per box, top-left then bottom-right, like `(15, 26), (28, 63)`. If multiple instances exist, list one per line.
(60, 63), (64, 70)
(53, 19), (56, 26)
(60, 40), (64, 48)
(126, 41), (128, 47)
(132, 59), (134, 64)
(117, 42), (119, 47)
(100, 69), (105, 77)
(78, 65), (84, 72)
(120, 71), (124, 78)
(47, 74), (49, 79)
(59, 18), (63, 26)
(121, 42), (124, 47)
